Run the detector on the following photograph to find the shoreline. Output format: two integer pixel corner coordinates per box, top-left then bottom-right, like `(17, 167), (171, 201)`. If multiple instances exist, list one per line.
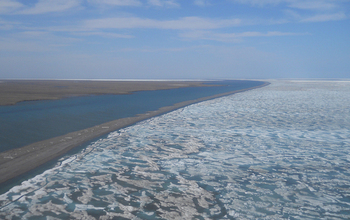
(0, 81), (270, 185)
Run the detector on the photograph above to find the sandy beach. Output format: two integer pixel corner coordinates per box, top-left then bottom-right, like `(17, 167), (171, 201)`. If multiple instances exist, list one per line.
(0, 80), (269, 185)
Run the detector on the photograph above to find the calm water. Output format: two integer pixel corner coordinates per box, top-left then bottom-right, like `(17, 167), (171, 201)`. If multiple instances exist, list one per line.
(0, 80), (264, 152)
(0, 80), (349, 219)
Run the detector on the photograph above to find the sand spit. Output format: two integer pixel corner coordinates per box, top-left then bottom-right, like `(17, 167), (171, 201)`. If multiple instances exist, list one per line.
(0, 81), (269, 185)
(0, 80), (210, 106)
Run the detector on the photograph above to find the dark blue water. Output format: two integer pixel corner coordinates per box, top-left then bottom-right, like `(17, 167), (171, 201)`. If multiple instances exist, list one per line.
(0, 80), (264, 152)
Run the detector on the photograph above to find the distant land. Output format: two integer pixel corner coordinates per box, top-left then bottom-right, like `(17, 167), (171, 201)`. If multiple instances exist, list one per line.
(0, 80), (210, 106)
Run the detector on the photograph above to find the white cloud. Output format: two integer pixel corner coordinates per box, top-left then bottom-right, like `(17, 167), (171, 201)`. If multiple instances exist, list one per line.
(76, 31), (134, 38)
(0, 30), (82, 53)
(231, 0), (282, 7)
(231, 0), (344, 11)
(179, 30), (305, 42)
(20, 31), (51, 38)
(0, 19), (19, 30)
(0, 37), (57, 52)
(236, 31), (303, 37)
(194, 0), (211, 7)
(230, 0), (348, 24)
(0, 0), (23, 13)
(17, 30), (81, 43)
(301, 12), (347, 22)
(285, 9), (348, 22)
(88, 0), (142, 6)
(18, 0), (81, 14)
(118, 45), (206, 53)
(84, 16), (241, 30)
(147, 0), (179, 7)
(288, 1), (338, 10)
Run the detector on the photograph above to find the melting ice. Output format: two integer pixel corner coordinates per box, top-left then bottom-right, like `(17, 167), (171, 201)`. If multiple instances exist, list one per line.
(1, 80), (350, 219)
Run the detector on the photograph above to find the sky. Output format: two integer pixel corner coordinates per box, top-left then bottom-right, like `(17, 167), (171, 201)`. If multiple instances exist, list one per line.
(0, 0), (349, 79)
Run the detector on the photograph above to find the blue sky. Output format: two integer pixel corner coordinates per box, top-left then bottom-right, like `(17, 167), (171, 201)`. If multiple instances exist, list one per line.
(0, 0), (349, 79)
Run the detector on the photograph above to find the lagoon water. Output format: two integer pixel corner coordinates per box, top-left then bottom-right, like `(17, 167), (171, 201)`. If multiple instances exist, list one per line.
(1, 80), (350, 219)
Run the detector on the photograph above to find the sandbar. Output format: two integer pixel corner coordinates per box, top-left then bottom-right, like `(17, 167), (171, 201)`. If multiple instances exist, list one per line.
(0, 80), (210, 106)
(0, 81), (269, 185)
